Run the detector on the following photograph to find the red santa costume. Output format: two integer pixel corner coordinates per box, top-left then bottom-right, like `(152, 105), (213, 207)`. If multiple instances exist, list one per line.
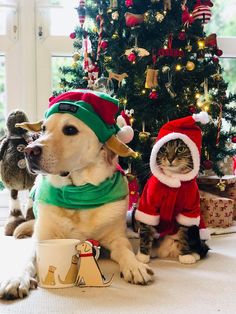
(135, 112), (210, 240)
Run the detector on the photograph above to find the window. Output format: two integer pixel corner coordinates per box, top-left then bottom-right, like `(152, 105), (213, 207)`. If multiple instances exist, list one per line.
(206, 0), (236, 94)
(0, 55), (6, 137)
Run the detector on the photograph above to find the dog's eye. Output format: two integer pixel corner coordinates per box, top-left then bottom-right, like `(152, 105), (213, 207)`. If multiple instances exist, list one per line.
(63, 125), (79, 136)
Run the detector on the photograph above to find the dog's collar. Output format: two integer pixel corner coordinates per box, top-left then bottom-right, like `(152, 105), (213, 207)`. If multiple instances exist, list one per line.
(79, 253), (93, 257)
(31, 171), (128, 218)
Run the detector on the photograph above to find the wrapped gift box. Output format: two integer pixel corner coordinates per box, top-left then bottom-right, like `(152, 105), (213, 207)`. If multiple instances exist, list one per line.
(200, 191), (234, 228)
(198, 176), (236, 219)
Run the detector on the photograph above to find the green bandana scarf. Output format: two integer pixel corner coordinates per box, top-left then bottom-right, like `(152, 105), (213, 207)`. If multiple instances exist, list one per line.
(32, 171), (128, 218)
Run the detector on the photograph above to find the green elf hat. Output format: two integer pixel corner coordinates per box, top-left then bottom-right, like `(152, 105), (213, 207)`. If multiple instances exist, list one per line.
(16, 89), (137, 158)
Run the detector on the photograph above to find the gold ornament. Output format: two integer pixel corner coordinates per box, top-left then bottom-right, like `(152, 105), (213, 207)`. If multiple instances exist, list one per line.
(216, 179), (226, 192)
(198, 39), (205, 49)
(186, 61), (195, 71)
(185, 42), (192, 52)
(175, 64), (182, 71)
(139, 131), (150, 142)
(212, 73), (222, 81)
(104, 56), (112, 63)
(112, 11), (119, 20)
(139, 122), (150, 142)
(112, 32), (119, 39)
(72, 53), (80, 61)
(156, 12), (165, 22)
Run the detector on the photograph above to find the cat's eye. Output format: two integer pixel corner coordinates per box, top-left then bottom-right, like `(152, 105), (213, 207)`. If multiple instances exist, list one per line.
(62, 125), (79, 136)
(41, 125), (46, 132)
(176, 146), (185, 153)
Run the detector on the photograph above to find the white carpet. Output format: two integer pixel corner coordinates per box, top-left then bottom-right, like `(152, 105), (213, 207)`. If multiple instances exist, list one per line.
(0, 233), (236, 314)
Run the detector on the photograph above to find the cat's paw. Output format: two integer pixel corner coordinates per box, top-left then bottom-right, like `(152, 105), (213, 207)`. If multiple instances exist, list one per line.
(179, 254), (197, 264)
(136, 250), (150, 263)
(192, 253), (200, 261)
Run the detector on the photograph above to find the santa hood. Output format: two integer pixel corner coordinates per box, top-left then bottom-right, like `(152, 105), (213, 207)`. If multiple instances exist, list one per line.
(150, 112), (209, 188)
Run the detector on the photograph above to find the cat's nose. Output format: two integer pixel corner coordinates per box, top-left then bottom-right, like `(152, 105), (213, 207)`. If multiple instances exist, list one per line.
(167, 157), (175, 164)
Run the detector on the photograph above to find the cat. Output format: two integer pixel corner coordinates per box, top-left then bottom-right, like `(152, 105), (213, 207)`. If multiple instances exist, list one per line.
(136, 139), (209, 264)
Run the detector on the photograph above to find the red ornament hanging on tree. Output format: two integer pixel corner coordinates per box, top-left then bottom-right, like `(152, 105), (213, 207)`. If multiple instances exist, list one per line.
(158, 33), (184, 57)
(192, 0), (213, 25)
(216, 49), (223, 57)
(212, 56), (219, 63)
(178, 30), (186, 41)
(203, 159), (213, 170)
(69, 32), (76, 39)
(189, 105), (197, 114)
(127, 52), (136, 62)
(100, 40), (108, 50)
(182, 4), (194, 26)
(76, 0), (86, 28)
(125, 0), (134, 8)
(232, 136), (236, 144)
(149, 90), (158, 100)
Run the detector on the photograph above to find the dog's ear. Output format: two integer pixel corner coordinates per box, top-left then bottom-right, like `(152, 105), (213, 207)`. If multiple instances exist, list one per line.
(105, 135), (137, 158)
(103, 145), (117, 165)
(15, 121), (43, 132)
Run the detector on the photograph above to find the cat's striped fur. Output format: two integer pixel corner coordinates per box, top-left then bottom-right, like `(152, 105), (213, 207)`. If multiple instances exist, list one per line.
(137, 139), (209, 264)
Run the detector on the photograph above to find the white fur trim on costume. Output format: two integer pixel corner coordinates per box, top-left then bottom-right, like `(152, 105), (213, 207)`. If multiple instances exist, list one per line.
(192, 112), (209, 124)
(176, 213), (200, 226)
(150, 133), (200, 188)
(135, 210), (160, 226)
(117, 125), (134, 143)
(200, 228), (211, 240)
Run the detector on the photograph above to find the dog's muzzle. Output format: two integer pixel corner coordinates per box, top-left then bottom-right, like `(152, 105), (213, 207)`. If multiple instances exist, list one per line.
(24, 145), (42, 173)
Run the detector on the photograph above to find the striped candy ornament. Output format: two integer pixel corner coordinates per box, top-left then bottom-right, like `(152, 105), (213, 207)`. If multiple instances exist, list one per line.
(76, 0), (86, 28)
(192, 5), (212, 24)
(96, 14), (104, 60)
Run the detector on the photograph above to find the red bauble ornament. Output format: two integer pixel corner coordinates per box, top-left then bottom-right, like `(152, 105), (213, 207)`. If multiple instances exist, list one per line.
(203, 160), (213, 170)
(178, 31), (186, 41)
(212, 56), (219, 63)
(69, 32), (76, 39)
(216, 49), (223, 57)
(125, 0), (134, 8)
(101, 40), (108, 50)
(189, 105), (197, 114)
(232, 136), (236, 143)
(127, 52), (136, 62)
(149, 90), (158, 100)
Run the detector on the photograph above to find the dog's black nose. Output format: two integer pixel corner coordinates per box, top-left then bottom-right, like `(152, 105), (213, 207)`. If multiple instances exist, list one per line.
(24, 145), (42, 159)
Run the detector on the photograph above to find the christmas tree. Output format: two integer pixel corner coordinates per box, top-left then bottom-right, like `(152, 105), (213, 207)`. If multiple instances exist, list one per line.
(55, 0), (236, 189)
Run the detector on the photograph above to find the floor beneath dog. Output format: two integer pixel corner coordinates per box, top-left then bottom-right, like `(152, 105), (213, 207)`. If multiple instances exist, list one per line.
(0, 228), (236, 314)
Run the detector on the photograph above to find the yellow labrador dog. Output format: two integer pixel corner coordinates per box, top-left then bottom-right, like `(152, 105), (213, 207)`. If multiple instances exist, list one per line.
(0, 90), (153, 299)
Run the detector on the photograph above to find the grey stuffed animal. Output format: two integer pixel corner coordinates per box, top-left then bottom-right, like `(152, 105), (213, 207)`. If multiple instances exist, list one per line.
(0, 110), (36, 236)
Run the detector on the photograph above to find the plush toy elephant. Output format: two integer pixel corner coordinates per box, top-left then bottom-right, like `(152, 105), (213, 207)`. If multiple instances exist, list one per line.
(0, 110), (36, 237)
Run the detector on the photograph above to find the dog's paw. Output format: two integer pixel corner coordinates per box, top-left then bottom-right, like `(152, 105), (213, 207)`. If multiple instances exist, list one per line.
(178, 254), (197, 264)
(120, 261), (154, 285)
(0, 276), (37, 300)
(136, 250), (150, 264)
